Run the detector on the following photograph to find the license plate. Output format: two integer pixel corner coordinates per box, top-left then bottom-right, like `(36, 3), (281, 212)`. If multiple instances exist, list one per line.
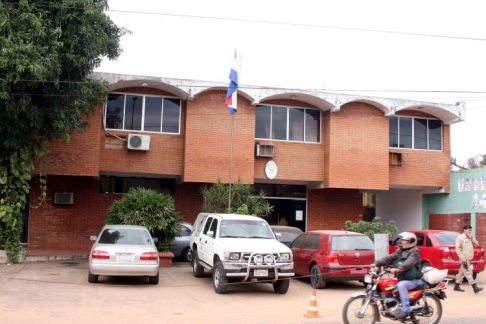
(364, 274), (372, 283)
(254, 269), (268, 277)
(116, 253), (134, 262)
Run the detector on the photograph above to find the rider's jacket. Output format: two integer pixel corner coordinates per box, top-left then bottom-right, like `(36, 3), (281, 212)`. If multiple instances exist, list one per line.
(375, 247), (423, 281)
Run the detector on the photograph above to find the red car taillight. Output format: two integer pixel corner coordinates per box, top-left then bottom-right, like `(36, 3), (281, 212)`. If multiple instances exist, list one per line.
(140, 252), (158, 261)
(92, 250), (110, 259)
(441, 247), (453, 260)
(324, 253), (339, 263)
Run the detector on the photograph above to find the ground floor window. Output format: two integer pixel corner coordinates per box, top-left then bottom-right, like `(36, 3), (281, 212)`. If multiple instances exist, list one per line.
(100, 176), (175, 195)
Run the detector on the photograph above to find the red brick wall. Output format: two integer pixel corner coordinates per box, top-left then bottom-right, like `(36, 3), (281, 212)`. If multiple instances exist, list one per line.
(327, 103), (389, 190)
(390, 110), (451, 192)
(175, 183), (204, 224)
(307, 188), (363, 230)
(254, 99), (325, 182)
(475, 213), (486, 250)
(428, 213), (471, 231)
(183, 90), (255, 184)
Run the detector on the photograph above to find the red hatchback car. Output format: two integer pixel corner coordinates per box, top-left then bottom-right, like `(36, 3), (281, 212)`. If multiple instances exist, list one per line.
(389, 230), (485, 278)
(290, 230), (374, 288)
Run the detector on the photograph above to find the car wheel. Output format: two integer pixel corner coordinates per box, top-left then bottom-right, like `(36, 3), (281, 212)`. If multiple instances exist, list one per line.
(193, 250), (204, 278)
(88, 271), (98, 284)
(184, 248), (193, 263)
(213, 261), (229, 294)
(273, 278), (290, 294)
(149, 271), (159, 285)
(310, 264), (327, 289)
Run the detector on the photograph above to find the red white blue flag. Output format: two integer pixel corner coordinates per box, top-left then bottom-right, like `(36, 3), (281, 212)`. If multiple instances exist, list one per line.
(225, 50), (238, 114)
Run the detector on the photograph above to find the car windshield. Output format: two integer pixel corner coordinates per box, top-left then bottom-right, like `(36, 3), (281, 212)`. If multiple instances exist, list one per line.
(220, 220), (274, 239)
(271, 228), (302, 242)
(331, 235), (374, 251)
(433, 232), (460, 245)
(98, 228), (152, 245)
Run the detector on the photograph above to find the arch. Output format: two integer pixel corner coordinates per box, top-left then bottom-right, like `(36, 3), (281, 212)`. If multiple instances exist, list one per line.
(109, 79), (189, 99)
(396, 104), (463, 124)
(338, 99), (391, 115)
(191, 86), (255, 104)
(259, 92), (333, 110)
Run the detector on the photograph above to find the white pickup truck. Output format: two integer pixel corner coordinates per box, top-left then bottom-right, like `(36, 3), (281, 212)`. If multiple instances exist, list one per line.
(190, 213), (294, 294)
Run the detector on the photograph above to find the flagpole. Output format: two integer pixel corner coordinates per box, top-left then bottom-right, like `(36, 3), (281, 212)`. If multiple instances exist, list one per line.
(228, 113), (234, 212)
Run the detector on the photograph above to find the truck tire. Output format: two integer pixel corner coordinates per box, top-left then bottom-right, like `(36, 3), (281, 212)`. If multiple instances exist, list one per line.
(273, 278), (290, 294)
(193, 250), (204, 278)
(213, 261), (229, 294)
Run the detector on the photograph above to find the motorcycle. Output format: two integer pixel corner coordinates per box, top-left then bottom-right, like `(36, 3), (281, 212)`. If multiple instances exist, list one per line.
(342, 267), (451, 324)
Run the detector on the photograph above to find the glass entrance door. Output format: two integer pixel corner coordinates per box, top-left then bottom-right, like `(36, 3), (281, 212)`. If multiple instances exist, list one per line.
(265, 198), (306, 232)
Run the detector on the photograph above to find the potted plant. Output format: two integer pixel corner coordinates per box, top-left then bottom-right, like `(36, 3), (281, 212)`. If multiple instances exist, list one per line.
(106, 187), (182, 267)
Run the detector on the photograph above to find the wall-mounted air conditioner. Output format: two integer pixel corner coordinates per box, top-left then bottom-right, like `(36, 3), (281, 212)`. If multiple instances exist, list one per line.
(54, 192), (74, 205)
(128, 134), (151, 150)
(256, 143), (274, 157)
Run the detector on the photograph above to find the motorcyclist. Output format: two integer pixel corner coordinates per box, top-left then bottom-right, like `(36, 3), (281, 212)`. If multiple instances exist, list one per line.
(370, 232), (423, 319)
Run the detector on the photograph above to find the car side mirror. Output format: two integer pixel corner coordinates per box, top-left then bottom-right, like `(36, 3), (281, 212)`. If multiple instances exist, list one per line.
(153, 237), (159, 244)
(275, 232), (282, 241)
(207, 230), (215, 238)
(90, 235), (97, 241)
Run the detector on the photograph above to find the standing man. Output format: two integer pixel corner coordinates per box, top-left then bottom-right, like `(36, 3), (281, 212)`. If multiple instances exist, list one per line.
(454, 225), (483, 294)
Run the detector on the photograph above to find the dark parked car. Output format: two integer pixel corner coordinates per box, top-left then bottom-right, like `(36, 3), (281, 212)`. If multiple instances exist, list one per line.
(290, 230), (374, 288)
(389, 230), (485, 278)
(270, 226), (303, 246)
(169, 223), (193, 262)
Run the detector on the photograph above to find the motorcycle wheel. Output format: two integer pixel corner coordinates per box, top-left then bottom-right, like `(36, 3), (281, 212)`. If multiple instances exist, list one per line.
(413, 294), (442, 324)
(342, 296), (378, 324)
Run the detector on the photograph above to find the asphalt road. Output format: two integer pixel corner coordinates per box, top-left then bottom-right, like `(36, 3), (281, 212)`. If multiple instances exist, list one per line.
(0, 260), (485, 323)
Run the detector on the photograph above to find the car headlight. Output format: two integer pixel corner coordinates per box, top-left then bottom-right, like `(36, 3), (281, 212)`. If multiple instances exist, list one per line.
(279, 253), (291, 261)
(253, 254), (263, 264)
(264, 254), (274, 265)
(224, 252), (241, 261)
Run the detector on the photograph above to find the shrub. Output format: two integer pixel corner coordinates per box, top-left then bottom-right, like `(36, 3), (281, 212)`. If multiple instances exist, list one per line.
(344, 216), (398, 241)
(106, 187), (182, 252)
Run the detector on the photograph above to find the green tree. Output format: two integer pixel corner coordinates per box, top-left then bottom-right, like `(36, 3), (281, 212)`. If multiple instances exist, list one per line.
(344, 216), (398, 241)
(200, 179), (273, 216)
(106, 188), (183, 252)
(0, 0), (125, 262)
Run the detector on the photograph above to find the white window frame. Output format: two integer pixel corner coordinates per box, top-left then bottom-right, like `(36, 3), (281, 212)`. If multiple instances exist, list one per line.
(255, 104), (322, 144)
(390, 116), (443, 151)
(105, 92), (181, 135)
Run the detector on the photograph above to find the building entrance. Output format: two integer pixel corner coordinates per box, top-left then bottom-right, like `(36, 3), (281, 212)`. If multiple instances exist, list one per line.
(265, 198), (306, 232)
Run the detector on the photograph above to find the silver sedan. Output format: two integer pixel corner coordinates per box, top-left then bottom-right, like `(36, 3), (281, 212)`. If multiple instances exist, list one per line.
(88, 225), (160, 284)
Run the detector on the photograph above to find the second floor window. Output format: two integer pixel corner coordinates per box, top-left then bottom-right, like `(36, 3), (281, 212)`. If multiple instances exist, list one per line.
(105, 93), (181, 134)
(389, 116), (442, 150)
(255, 105), (321, 143)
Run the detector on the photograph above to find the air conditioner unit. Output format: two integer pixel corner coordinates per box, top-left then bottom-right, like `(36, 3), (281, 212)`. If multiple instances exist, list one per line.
(128, 134), (150, 150)
(256, 143), (275, 157)
(54, 192), (74, 205)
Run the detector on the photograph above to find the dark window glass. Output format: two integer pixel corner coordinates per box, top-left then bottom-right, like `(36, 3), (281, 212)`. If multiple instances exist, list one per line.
(99, 176), (175, 195)
(415, 233), (425, 246)
(99, 228), (152, 245)
(144, 96), (162, 132)
(289, 108), (304, 141)
(272, 106), (287, 140)
(209, 219), (218, 237)
(219, 220), (274, 238)
(414, 118), (428, 150)
(303, 234), (320, 250)
(106, 94), (125, 129)
(389, 116), (399, 147)
(162, 98), (180, 133)
(428, 119), (442, 150)
(305, 109), (320, 143)
(178, 225), (192, 237)
(399, 117), (412, 148)
(203, 218), (213, 235)
(124, 95), (143, 130)
(433, 232), (460, 245)
(290, 234), (308, 249)
(331, 235), (374, 251)
(255, 105), (271, 139)
(426, 236), (433, 247)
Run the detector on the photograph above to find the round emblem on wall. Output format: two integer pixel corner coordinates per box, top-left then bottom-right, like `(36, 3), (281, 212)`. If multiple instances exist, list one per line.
(265, 161), (278, 180)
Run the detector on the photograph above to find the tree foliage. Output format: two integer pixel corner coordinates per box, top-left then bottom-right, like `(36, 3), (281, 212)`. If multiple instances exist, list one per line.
(0, 0), (125, 262)
(200, 179), (273, 216)
(106, 188), (183, 252)
(344, 216), (398, 241)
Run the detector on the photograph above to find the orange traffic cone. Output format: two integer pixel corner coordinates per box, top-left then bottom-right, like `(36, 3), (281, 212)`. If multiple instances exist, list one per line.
(304, 289), (320, 318)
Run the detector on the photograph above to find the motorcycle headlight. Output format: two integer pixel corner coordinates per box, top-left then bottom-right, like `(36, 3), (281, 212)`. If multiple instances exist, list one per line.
(279, 253), (291, 261)
(253, 254), (263, 264)
(364, 274), (372, 284)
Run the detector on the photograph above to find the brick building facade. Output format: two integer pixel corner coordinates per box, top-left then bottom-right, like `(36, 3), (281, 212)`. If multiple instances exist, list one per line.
(25, 73), (464, 250)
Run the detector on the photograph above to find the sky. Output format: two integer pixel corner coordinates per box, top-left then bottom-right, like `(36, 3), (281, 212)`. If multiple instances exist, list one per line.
(97, 0), (486, 167)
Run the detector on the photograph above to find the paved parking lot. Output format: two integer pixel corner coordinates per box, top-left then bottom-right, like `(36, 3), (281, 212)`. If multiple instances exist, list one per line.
(1, 260), (486, 323)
